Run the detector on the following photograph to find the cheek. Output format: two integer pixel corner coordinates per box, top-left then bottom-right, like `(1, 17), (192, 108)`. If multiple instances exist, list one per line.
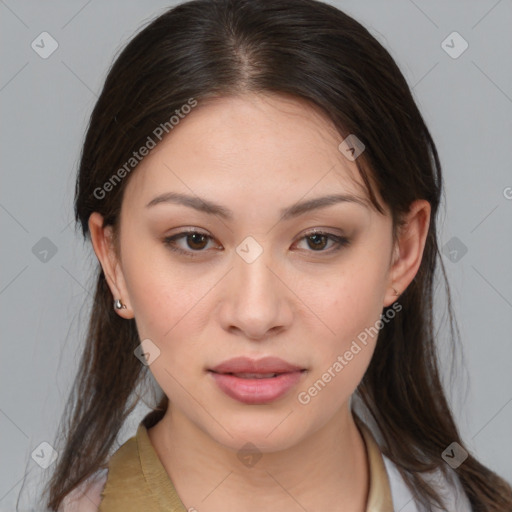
(122, 252), (216, 384)
(299, 258), (387, 349)
(294, 257), (387, 408)
(294, 278), (379, 418)
(296, 346), (373, 424)
(124, 262), (208, 397)
(122, 240), (203, 334)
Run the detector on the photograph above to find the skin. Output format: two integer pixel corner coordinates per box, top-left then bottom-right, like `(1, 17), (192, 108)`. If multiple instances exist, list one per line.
(89, 92), (430, 511)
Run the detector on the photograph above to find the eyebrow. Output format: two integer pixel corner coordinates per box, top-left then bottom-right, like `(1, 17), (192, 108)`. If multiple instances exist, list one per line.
(145, 192), (369, 221)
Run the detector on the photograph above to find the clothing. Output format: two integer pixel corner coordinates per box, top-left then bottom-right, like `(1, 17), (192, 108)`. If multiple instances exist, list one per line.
(61, 416), (473, 511)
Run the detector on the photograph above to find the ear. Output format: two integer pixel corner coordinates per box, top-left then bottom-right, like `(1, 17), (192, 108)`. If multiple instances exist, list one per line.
(88, 212), (134, 319)
(384, 199), (431, 307)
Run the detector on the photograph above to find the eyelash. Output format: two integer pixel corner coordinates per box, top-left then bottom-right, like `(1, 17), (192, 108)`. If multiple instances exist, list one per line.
(162, 229), (350, 259)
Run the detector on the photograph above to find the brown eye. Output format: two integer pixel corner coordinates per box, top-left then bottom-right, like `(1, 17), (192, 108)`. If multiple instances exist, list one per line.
(306, 233), (329, 251)
(296, 231), (350, 253)
(163, 229), (350, 259)
(185, 233), (209, 250)
(163, 229), (216, 258)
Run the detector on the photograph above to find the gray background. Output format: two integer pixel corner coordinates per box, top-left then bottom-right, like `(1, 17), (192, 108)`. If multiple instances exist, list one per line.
(1, 0), (511, 509)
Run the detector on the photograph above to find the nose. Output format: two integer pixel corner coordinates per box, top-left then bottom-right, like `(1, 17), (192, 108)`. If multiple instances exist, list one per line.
(218, 243), (293, 341)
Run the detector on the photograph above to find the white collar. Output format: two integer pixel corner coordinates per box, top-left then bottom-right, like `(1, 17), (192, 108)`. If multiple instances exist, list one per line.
(382, 454), (472, 511)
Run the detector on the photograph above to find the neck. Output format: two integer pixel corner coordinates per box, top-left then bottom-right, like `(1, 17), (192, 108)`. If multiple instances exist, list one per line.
(148, 404), (370, 512)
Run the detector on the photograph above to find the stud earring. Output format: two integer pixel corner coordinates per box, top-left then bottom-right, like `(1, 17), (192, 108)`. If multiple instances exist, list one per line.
(113, 299), (127, 310)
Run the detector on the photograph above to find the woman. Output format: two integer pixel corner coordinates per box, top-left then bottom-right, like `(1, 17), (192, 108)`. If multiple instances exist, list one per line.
(39, 0), (512, 510)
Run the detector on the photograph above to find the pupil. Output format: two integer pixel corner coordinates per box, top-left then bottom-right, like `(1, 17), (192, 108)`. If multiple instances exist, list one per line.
(309, 234), (326, 250)
(188, 233), (207, 249)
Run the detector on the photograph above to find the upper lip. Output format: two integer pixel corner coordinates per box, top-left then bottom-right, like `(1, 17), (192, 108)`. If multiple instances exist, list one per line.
(209, 356), (304, 374)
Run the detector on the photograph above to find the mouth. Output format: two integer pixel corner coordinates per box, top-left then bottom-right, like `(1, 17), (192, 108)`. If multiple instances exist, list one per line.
(209, 356), (305, 375)
(207, 359), (307, 404)
(215, 372), (283, 379)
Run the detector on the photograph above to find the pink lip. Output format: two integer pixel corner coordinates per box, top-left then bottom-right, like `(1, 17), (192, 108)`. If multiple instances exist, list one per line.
(208, 356), (306, 404)
(210, 356), (303, 374)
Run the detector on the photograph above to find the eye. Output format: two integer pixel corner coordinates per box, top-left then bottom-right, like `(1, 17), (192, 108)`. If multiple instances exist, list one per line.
(294, 230), (350, 253)
(163, 228), (350, 259)
(163, 229), (218, 258)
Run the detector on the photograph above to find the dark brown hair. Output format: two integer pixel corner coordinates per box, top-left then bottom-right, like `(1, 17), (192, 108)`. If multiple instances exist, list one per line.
(29, 0), (512, 510)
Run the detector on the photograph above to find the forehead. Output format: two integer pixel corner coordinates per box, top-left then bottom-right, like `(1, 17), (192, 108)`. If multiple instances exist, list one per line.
(123, 93), (377, 212)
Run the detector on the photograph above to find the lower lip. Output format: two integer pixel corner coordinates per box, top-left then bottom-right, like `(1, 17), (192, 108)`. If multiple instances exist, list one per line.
(209, 371), (304, 404)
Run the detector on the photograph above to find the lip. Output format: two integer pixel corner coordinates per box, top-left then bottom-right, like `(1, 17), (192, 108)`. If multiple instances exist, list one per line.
(210, 356), (303, 374)
(208, 356), (306, 404)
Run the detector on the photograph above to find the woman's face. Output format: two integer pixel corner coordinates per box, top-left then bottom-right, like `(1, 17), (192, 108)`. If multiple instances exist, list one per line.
(91, 93), (426, 453)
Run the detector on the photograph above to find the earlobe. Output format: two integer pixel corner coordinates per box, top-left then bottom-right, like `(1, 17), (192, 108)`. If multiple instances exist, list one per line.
(385, 199), (431, 307)
(88, 212), (134, 319)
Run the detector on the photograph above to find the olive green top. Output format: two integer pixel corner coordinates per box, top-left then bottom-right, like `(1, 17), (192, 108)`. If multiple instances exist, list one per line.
(98, 416), (394, 511)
